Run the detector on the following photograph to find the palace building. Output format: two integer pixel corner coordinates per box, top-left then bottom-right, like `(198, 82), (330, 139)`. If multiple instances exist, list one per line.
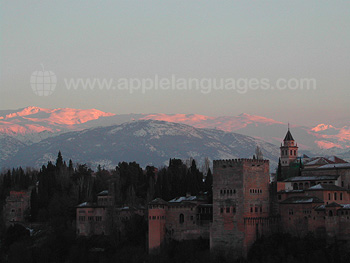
(147, 128), (350, 259)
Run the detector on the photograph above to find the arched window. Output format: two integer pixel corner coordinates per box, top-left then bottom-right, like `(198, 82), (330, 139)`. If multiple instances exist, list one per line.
(179, 214), (184, 224)
(299, 183), (304, 190)
(304, 183), (309, 189)
(329, 211), (333, 217)
(293, 183), (298, 190)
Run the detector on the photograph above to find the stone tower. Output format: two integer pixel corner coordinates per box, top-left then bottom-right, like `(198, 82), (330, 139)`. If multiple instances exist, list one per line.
(211, 158), (272, 259)
(148, 198), (168, 253)
(280, 126), (298, 179)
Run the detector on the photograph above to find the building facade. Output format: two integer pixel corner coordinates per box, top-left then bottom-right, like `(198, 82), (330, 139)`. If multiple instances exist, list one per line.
(148, 128), (350, 260)
(3, 190), (31, 227)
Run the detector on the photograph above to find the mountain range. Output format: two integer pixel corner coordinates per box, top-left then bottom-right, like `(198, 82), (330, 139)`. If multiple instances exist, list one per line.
(0, 107), (349, 170)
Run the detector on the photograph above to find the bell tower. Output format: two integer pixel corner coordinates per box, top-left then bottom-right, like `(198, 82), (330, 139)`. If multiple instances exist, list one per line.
(280, 125), (298, 169)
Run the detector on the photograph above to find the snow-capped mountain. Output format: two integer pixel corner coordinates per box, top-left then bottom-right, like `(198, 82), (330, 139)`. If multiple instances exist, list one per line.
(0, 107), (349, 163)
(0, 106), (115, 143)
(3, 120), (279, 170)
(0, 134), (26, 166)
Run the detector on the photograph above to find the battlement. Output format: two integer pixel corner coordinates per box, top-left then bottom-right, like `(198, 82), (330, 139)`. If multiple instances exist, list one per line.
(213, 158), (269, 167)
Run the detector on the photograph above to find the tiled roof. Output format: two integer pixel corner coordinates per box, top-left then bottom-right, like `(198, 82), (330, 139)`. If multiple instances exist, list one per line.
(317, 163), (350, 169)
(97, 190), (109, 196)
(149, 198), (168, 205)
(277, 190), (304, 194)
(169, 196), (198, 203)
(280, 196), (323, 204)
(340, 204), (350, 210)
(76, 202), (99, 208)
(284, 130), (294, 141)
(315, 205), (325, 211)
(284, 175), (339, 182)
(306, 184), (348, 191)
(305, 157), (331, 166)
(325, 202), (342, 208)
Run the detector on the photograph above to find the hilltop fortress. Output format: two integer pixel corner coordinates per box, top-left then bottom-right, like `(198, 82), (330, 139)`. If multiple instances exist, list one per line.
(69, 128), (350, 260)
(148, 128), (350, 259)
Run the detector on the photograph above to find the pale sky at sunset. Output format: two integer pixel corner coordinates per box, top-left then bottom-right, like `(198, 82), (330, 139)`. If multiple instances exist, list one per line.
(1, 1), (349, 126)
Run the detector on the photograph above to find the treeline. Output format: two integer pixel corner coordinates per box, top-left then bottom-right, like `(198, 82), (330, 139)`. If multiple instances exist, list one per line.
(154, 158), (212, 202)
(1, 152), (212, 225)
(0, 152), (213, 262)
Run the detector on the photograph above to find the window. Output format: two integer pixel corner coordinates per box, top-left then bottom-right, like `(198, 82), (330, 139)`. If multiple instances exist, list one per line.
(294, 150), (296, 155)
(328, 193), (331, 200)
(255, 207), (258, 213)
(95, 216), (102, 222)
(79, 216), (85, 221)
(329, 211), (333, 217)
(190, 216), (193, 220)
(226, 207), (230, 213)
(293, 183), (298, 190)
(278, 195), (281, 200)
(232, 206), (236, 213)
(220, 208), (224, 214)
(88, 216), (94, 221)
(334, 193), (337, 200)
(179, 214), (184, 224)
(290, 150), (293, 155)
(340, 193), (343, 200)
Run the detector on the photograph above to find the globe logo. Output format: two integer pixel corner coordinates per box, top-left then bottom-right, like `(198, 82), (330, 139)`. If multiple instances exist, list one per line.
(30, 65), (57, 96)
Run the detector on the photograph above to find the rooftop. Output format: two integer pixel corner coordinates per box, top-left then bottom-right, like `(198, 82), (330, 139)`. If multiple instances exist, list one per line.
(284, 129), (294, 141)
(149, 198), (168, 205)
(284, 175), (339, 182)
(306, 184), (348, 191)
(97, 190), (109, 196)
(280, 196), (324, 204)
(169, 196), (198, 203)
(317, 163), (350, 169)
(325, 202), (342, 208)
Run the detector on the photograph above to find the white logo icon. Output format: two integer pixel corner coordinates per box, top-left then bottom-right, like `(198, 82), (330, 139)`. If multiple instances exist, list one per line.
(30, 64), (57, 96)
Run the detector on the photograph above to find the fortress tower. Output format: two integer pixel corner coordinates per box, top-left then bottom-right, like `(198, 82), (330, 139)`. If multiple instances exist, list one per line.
(148, 198), (168, 253)
(211, 158), (275, 259)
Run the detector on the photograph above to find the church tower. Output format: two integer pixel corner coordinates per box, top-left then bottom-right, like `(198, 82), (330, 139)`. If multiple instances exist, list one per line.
(280, 126), (298, 179)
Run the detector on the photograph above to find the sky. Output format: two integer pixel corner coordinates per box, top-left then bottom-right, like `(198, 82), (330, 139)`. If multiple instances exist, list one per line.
(1, 1), (349, 126)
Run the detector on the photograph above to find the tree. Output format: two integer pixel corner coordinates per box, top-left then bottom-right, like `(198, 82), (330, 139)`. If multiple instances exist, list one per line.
(56, 151), (63, 168)
(255, 146), (263, 160)
(204, 169), (213, 203)
(276, 158), (282, 181)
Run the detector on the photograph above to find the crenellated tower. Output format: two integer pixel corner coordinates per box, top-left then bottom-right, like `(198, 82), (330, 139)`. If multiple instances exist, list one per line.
(210, 158), (274, 259)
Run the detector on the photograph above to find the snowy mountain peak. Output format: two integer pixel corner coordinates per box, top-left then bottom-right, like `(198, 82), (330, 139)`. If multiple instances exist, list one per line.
(312, 124), (336, 132)
(237, 113), (284, 124)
